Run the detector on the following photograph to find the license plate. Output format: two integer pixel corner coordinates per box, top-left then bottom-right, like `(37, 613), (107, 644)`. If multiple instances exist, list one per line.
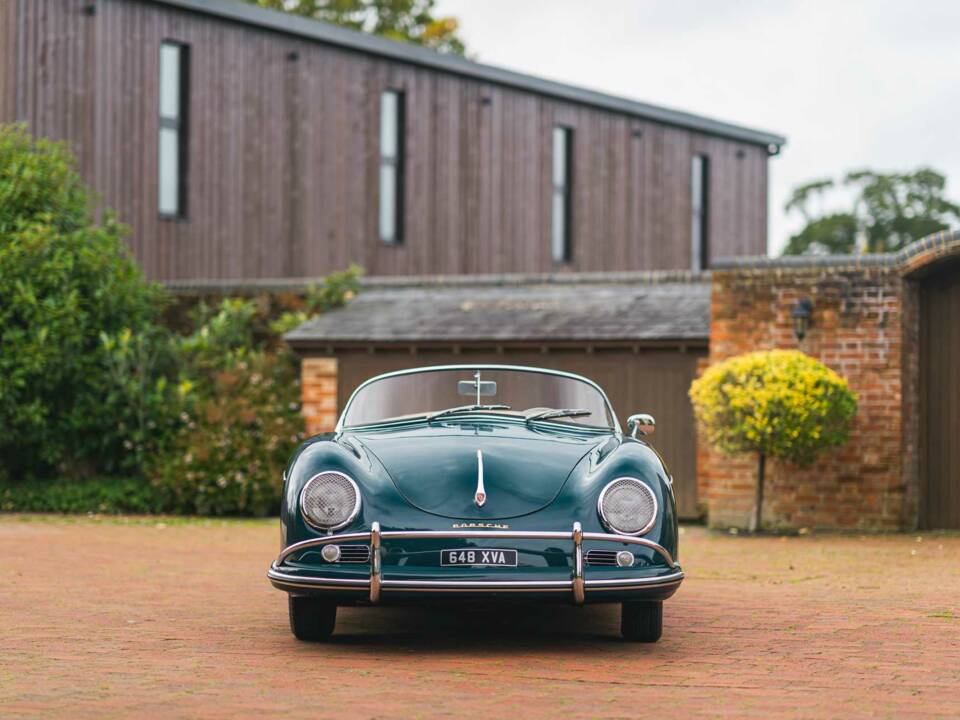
(441, 548), (518, 567)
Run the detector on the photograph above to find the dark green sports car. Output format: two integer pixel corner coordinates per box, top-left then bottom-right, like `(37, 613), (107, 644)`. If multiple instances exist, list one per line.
(268, 365), (683, 642)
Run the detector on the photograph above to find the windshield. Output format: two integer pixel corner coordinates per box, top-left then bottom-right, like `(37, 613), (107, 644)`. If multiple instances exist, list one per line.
(342, 367), (615, 430)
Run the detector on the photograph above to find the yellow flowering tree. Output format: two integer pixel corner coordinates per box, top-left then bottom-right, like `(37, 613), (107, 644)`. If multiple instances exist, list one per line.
(689, 350), (857, 531)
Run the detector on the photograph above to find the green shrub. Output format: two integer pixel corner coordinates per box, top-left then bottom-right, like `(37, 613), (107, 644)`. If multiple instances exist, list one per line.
(0, 125), (165, 477)
(689, 350), (857, 530)
(269, 264), (362, 336)
(0, 476), (169, 515)
(179, 297), (260, 373)
(144, 271), (359, 516)
(0, 123), (89, 234)
(151, 350), (304, 516)
(146, 297), (307, 515)
(99, 327), (188, 474)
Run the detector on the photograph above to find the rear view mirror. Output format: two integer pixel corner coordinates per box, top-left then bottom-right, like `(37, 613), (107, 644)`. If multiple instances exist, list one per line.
(458, 380), (497, 397)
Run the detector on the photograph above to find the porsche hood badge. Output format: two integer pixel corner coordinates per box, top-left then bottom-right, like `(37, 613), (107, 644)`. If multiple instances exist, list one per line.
(475, 449), (486, 507)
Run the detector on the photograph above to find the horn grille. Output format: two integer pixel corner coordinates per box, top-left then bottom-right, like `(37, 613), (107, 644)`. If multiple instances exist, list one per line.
(334, 544), (371, 564)
(585, 550), (619, 566)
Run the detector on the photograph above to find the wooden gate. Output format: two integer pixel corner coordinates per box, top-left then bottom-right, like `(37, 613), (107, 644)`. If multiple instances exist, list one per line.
(920, 264), (960, 529)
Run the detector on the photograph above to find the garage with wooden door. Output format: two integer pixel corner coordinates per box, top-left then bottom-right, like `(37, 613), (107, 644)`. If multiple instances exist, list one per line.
(286, 274), (709, 519)
(919, 258), (960, 529)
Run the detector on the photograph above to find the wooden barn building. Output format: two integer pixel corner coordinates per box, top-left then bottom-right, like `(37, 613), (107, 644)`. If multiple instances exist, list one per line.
(0, 0), (784, 281)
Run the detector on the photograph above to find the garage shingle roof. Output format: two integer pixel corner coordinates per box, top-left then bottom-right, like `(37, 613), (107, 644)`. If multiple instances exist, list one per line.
(284, 273), (710, 348)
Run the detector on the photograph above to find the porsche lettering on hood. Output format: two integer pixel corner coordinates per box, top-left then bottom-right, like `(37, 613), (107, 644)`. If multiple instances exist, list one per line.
(350, 424), (598, 520)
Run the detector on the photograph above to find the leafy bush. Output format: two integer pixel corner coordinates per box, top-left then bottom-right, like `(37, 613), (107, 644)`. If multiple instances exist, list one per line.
(269, 265), (362, 336)
(689, 350), (858, 530)
(689, 350), (857, 464)
(0, 125), (164, 477)
(151, 348), (304, 516)
(0, 123), (89, 234)
(0, 476), (169, 515)
(179, 297), (260, 373)
(99, 327), (188, 474)
(145, 275), (361, 516)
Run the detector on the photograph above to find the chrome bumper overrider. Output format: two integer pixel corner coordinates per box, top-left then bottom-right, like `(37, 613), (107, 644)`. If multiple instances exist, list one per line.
(267, 522), (683, 605)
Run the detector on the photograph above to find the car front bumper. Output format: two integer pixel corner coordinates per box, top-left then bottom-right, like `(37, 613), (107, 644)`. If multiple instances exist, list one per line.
(267, 523), (683, 605)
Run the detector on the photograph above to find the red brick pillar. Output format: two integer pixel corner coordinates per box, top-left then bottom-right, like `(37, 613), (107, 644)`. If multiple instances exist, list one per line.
(301, 358), (338, 435)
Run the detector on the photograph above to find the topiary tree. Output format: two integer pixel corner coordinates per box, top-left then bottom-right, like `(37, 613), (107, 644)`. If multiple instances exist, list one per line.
(689, 350), (858, 532)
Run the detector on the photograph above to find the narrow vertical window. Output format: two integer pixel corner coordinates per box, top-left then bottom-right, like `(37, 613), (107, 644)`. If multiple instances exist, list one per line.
(551, 126), (573, 262)
(691, 154), (710, 270)
(379, 90), (404, 244)
(158, 41), (189, 218)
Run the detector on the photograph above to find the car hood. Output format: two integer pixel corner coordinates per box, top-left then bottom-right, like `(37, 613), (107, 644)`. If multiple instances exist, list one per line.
(347, 422), (606, 519)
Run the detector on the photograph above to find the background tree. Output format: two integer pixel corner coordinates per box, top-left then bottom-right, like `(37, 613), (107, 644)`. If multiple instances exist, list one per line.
(246, 0), (467, 55)
(783, 168), (960, 256)
(689, 350), (857, 532)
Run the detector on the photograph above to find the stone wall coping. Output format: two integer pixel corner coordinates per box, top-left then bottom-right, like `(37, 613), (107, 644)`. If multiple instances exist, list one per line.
(711, 228), (960, 275)
(711, 254), (895, 271)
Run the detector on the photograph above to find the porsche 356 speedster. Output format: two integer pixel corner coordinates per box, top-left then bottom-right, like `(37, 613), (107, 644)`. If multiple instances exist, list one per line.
(268, 365), (682, 642)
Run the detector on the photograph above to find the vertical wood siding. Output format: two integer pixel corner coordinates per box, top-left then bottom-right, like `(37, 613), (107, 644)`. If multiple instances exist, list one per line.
(8, 0), (771, 280)
(919, 264), (960, 529)
(0, 1), (18, 122)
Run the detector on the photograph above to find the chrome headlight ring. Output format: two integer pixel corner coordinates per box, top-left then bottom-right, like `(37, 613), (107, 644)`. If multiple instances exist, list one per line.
(299, 471), (362, 532)
(597, 477), (659, 536)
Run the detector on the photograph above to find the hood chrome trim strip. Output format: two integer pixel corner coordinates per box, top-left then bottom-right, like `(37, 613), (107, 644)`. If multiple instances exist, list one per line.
(475, 449), (486, 507)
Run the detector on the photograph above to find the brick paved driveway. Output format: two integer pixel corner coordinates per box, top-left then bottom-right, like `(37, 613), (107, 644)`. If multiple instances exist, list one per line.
(1, 517), (958, 719)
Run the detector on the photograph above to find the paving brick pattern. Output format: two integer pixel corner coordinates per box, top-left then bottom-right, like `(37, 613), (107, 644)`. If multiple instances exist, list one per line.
(1, 518), (958, 718)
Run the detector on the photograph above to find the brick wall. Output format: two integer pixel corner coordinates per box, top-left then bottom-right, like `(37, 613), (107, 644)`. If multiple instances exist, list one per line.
(301, 358), (338, 435)
(700, 263), (916, 530)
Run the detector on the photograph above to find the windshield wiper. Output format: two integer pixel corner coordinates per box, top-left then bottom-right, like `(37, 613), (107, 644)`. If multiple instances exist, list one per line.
(427, 404), (512, 422)
(526, 408), (592, 423)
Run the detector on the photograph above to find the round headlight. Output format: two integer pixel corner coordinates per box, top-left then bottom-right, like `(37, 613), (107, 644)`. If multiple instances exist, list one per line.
(300, 471), (361, 532)
(598, 477), (658, 536)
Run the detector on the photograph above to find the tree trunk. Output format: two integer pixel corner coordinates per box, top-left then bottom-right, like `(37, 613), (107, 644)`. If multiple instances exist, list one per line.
(749, 452), (766, 533)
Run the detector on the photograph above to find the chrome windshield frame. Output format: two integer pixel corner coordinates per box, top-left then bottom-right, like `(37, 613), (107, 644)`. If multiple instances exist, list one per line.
(336, 364), (622, 434)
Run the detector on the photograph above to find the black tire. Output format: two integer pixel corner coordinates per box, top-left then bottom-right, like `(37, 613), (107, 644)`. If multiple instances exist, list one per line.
(621, 601), (662, 642)
(288, 596), (337, 641)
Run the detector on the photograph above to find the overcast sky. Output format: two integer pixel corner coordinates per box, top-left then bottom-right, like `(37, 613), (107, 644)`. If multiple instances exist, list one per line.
(435, 0), (960, 255)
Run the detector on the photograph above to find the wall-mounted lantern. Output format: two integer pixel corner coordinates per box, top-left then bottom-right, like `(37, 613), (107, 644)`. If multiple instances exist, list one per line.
(791, 298), (813, 341)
